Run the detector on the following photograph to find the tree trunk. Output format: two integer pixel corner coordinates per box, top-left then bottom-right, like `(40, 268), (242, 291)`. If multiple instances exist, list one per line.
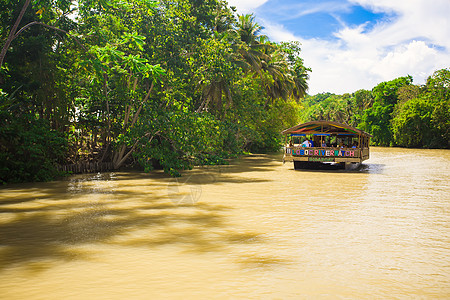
(112, 83), (155, 169)
(0, 0), (32, 69)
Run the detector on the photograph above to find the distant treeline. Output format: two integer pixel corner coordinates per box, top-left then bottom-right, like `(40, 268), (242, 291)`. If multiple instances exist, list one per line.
(299, 69), (449, 149)
(0, 0), (309, 183)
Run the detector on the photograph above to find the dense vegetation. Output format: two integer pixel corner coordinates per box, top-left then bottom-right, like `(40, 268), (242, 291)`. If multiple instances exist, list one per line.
(300, 69), (449, 149)
(1, 1), (448, 184)
(0, 0), (308, 183)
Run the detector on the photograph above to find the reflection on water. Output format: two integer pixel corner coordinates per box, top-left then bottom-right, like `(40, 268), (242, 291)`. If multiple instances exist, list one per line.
(0, 147), (449, 299)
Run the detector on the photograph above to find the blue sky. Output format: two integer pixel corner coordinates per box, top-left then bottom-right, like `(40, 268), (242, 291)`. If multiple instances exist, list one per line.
(227, 0), (450, 94)
(256, 0), (392, 40)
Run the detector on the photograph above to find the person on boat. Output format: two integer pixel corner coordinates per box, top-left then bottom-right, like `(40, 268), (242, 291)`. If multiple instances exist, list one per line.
(301, 139), (311, 147)
(321, 140), (327, 147)
(309, 138), (314, 147)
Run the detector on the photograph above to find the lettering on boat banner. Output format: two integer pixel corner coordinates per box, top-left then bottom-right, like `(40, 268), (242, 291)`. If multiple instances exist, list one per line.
(308, 157), (334, 162)
(286, 148), (357, 158)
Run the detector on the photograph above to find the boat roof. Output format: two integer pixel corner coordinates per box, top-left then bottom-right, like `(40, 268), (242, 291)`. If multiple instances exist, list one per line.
(282, 121), (372, 137)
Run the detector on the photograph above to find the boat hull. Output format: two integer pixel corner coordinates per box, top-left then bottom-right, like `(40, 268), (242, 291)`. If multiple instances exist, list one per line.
(293, 161), (361, 171)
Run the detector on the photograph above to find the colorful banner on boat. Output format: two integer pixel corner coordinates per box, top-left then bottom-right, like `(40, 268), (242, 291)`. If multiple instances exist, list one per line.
(286, 148), (356, 157)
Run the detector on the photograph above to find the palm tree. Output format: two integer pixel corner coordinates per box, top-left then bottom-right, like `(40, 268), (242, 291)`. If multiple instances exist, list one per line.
(197, 14), (265, 115)
(260, 48), (293, 103)
(236, 19), (310, 104)
(291, 65), (310, 100)
(236, 14), (262, 45)
(235, 14), (273, 74)
(197, 13), (310, 114)
(196, 77), (232, 116)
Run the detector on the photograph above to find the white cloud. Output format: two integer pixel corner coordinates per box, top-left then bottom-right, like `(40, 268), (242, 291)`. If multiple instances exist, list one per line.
(261, 20), (298, 43)
(256, 0), (450, 94)
(373, 41), (439, 79)
(225, 0), (269, 13)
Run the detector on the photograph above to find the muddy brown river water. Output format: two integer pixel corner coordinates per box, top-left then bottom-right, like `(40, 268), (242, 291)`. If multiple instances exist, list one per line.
(0, 147), (449, 299)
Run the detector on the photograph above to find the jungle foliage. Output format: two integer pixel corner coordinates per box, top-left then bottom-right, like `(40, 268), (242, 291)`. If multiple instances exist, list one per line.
(0, 0), (308, 183)
(1, 1), (447, 184)
(300, 69), (449, 148)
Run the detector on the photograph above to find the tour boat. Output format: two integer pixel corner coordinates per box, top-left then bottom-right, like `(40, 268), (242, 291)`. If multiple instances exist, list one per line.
(282, 121), (372, 170)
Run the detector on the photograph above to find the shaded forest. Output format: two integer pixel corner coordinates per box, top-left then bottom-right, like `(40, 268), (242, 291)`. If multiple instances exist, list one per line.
(0, 0), (309, 183)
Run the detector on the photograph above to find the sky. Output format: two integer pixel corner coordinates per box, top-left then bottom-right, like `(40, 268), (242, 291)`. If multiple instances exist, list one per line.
(226, 0), (450, 95)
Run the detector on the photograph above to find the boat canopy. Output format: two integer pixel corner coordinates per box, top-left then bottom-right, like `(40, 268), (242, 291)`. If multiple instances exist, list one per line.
(282, 121), (372, 137)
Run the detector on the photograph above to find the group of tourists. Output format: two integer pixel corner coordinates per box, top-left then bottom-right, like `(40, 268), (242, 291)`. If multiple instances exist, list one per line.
(290, 137), (359, 149)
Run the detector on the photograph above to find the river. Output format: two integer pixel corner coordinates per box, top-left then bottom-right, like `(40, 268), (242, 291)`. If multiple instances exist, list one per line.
(0, 147), (449, 299)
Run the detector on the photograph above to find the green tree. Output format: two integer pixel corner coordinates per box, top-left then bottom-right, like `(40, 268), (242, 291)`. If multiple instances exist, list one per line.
(392, 69), (449, 148)
(427, 69), (450, 147)
(0, 0), (311, 183)
(391, 97), (435, 147)
(360, 76), (413, 146)
(0, 90), (67, 183)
